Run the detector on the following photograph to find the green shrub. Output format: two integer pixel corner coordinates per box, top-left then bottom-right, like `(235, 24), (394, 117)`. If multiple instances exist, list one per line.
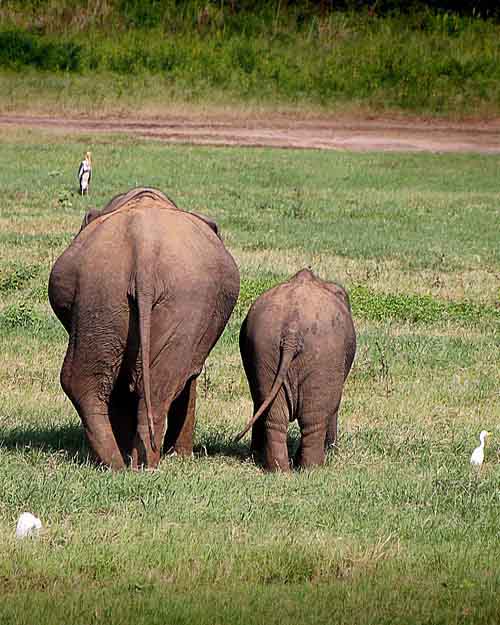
(0, 302), (44, 330)
(0, 263), (40, 293)
(235, 280), (499, 326)
(0, 29), (82, 71)
(350, 285), (499, 324)
(1, 9), (500, 113)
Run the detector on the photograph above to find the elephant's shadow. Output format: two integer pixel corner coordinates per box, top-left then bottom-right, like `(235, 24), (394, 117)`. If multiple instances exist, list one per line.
(197, 432), (302, 463)
(0, 422), (93, 465)
(193, 436), (249, 461)
(0, 422), (261, 467)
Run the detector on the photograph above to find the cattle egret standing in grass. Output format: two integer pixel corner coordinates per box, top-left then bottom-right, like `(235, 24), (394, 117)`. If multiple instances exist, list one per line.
(470, 430), (491, 467)
(78, 151), (92, 195)
(16, 512), (42, 539)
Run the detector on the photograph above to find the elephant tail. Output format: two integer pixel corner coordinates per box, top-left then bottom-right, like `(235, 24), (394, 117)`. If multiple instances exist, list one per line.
(235, 330), (303, 442)
(135, 285), (157, 454)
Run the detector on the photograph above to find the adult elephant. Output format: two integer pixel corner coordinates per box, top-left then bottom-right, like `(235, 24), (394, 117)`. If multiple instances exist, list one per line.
(236, 268), (356, 472)
(49, 187), (240, 470)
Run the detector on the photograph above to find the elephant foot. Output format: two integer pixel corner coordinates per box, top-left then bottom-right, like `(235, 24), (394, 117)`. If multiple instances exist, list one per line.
(264, 453), (291, 472)
(294, 452), (325, 470)
(130, 435), (161, 469)
(89, 450), (126, 471)
(164, 444), (193, 458)
(130, 454), (161, 470)
(250, 449), (264, 467)
(262, 428), (290, 472)
(294, 443), (325, 470)
(85, 438), (126, 471)
(265, 461), (291, 472)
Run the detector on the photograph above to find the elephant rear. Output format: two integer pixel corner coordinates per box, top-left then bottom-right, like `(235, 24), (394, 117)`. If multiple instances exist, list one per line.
(238, 268), (356, 471)
(49, 189), (239, 470)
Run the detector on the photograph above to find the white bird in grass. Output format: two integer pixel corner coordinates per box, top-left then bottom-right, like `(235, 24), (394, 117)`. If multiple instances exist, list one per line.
(78, 151), (92, 195)
(470, 430), (491, 467)
(16, 512), (42, 539)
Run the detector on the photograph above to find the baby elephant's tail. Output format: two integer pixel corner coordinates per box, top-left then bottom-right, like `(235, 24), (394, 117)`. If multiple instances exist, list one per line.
(235, 329), (303, 442)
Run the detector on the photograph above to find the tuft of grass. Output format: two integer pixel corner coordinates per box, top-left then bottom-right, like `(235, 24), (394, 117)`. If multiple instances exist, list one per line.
(0, 302), (44, 330)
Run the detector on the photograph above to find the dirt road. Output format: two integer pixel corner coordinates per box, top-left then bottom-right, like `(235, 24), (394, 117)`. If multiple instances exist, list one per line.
(1, 114), (499, 153)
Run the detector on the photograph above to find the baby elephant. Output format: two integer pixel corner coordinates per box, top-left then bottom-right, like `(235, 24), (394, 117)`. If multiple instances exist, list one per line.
(236, 268), (356, 471)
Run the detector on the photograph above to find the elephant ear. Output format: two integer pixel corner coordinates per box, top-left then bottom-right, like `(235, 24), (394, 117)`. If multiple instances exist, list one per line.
(78, 208), (99, 233)
(324, 281), (350, 304)
(190, 212), (221, 240)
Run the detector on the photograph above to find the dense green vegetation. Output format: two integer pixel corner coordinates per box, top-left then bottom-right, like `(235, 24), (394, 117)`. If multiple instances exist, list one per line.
(1, 1), (500, 115)
(0, 128), (499, 623)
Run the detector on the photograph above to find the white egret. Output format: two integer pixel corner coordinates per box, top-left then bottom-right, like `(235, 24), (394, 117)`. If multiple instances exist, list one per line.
(78, 151), (92, 195)
(470, 430), (491, 467)
(16, 512), (42, 538)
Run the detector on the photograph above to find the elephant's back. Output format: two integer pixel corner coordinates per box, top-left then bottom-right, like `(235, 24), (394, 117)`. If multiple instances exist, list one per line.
(65, 203), (239, 356)
(243, 274), (353, 355)
(76, 204), (235, 281)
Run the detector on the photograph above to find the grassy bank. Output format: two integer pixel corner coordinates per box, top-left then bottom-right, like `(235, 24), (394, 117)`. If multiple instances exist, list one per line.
(0, 129), (499, 623)
(1, 3), (500, 116)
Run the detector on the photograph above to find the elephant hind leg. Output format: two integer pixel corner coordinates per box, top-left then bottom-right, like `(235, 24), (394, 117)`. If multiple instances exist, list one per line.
(163, 377), (197, 457)
(260, 390), (290, 472)
(79, 397), (126, 470)
(325, 400), (341, 452)
(108, 376), (138, 462)
(250, 415), (266, 465)
(264, 422), (290, 472)
(295, 418), (327, 470)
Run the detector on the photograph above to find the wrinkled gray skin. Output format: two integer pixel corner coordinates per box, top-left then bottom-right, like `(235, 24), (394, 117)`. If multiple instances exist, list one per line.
(49, 187), (240, 470)
(236, 268), (356, 472)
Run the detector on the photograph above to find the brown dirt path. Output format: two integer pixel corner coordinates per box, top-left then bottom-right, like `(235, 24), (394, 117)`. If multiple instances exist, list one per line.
(1, 114), (499, 153)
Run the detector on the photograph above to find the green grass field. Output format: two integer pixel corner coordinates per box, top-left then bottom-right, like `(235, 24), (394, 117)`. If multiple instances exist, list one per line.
(0, 128), (499, 624)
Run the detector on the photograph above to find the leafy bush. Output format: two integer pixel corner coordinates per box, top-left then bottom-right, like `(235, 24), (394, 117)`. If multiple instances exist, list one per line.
(0, 302), (44, 330)
(118, 0), (167, 28)
(235, 279), (499, 326)
(350, 285), (499, 324)
(1, 6), (500, 112)
(0, 30), (82, 71)
(0, 263), (40, 293)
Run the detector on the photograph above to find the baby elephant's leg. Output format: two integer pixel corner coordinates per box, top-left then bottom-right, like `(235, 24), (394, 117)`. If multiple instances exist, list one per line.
(263, 390), (290, 472)
(295, 415), (327, 469)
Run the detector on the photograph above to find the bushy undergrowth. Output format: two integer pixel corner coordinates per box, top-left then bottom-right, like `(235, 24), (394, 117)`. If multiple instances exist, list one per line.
(237, 278), (500, 326)
(0, 30), (82, 71)
(0, 302), (49, 332)
(349, 284), (500, 324)
(1, 5), (500, 112)
(0, 262), (40, 293)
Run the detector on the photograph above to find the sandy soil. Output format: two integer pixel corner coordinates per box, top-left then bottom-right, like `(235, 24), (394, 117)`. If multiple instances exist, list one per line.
(1, 113), (499, 153)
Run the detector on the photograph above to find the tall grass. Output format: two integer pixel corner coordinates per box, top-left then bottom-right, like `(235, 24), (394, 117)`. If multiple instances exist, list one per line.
(1, 3), (500, 114)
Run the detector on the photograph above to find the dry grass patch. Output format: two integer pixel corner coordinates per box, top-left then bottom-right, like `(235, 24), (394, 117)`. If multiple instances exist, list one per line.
(0, 216), (77, 236)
